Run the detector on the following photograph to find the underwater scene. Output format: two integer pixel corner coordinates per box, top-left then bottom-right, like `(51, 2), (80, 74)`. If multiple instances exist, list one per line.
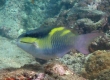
(0, 0), (110, 80)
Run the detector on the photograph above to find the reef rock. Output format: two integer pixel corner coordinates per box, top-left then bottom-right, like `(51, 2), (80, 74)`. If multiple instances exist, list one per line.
(82, 50), (110, 80)
(59, 52), (86, 74)
(44, 61), (87, 80)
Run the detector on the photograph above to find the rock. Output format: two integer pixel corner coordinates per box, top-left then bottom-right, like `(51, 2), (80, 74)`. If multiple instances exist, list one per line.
(44, 61), (87, 80)
(59, 52), (86, 74)
(82, 50), (110, 80)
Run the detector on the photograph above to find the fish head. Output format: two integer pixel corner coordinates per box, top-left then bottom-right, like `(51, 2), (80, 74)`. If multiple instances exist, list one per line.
(17, 32), (56, 60)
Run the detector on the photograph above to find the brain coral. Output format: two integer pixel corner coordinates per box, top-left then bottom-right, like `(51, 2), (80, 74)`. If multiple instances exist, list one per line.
(82, 50), (110, 80)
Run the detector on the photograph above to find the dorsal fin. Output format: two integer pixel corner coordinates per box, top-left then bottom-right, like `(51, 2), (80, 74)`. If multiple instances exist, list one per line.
(19, 26), (55, 38)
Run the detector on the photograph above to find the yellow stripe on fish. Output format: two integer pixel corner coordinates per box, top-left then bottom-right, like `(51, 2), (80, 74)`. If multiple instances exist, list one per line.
(49, 27), (64, 37)
(20, 27), (72, 49)
(20, 37), (37, 43)
(49, 27), (72, 37)
(20, 36), (52, 49)
(60, 29), (71, 36)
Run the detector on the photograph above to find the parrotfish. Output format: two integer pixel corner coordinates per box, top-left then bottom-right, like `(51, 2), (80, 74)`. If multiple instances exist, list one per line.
(17, 26), (103, 60)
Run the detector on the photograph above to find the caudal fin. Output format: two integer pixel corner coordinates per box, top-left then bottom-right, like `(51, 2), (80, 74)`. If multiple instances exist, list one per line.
(74, 32), (104, 54)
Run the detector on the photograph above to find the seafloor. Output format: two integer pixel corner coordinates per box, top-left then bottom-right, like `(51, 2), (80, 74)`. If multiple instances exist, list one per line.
(0, 0), (110, 80)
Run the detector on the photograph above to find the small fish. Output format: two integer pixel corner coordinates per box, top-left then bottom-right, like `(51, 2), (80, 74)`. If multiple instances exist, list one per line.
(17, 26), (103, 60)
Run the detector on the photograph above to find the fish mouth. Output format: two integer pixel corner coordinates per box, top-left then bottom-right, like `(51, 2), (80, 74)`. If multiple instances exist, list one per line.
(16, 39), (40, 57)
(17, 39), (34, 53)
(17, 39), (28, 48)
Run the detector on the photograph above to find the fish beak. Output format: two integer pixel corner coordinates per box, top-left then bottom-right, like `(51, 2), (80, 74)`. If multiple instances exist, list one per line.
(17, 39), (36, 54)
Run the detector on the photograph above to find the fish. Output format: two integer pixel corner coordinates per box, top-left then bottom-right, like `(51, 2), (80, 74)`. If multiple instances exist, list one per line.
(17, 26), (103, 60)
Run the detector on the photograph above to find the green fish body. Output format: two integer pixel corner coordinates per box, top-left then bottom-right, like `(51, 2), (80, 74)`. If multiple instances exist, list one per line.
(17, 26), (103, 60)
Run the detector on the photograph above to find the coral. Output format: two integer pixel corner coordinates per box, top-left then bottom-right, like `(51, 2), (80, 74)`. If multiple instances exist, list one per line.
(82, 50), (110, 80)
(1, 0), (109, 39)
(44, 61), (87, 80)
(0, 61), (87, 80)
(0, 63), (55, 80)
(89, 33), (110, 52)
(76, 16), (107, 34)
(46, 3), (108, 34)
(1, 69), (45, 80)
(97, 0), (110, 16)
(59, 52), (86, 74)
(74, 0), (102, 10)
(95, 70), (110, 80)
(44, 61), (73, 76)
(0, 0), (59, 39)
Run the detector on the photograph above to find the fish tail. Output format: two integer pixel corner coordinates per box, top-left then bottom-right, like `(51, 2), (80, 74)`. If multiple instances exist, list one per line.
(74, 32), (104, 54)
